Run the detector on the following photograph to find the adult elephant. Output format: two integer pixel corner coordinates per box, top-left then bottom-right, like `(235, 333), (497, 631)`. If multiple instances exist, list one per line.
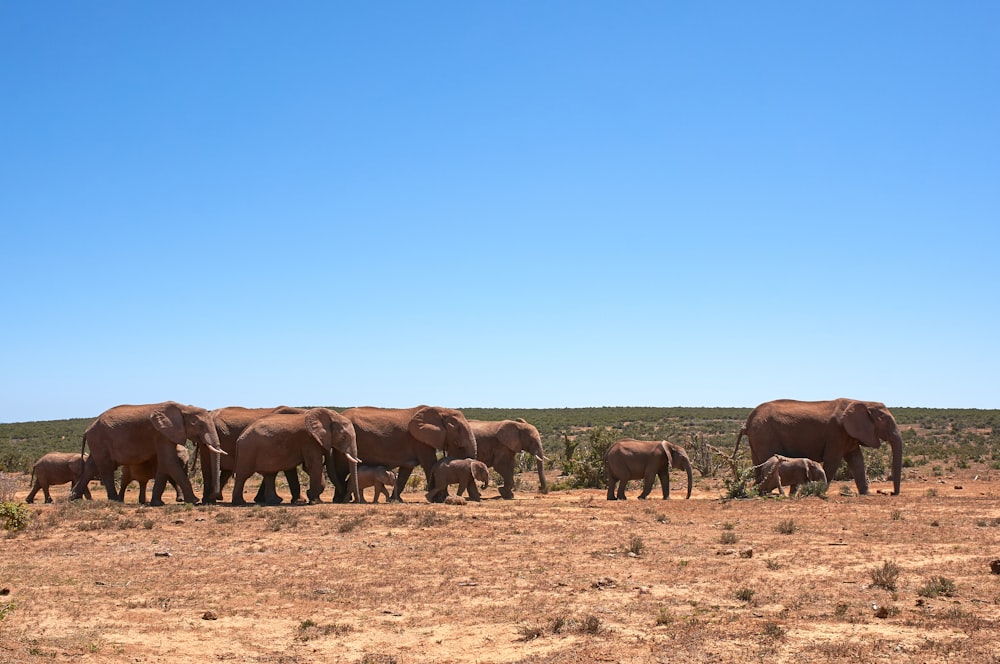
(202, 405), (306, 503)
(335, 406), (477, 502)
(468, 418), (548, 499)
(734, 398), (903, 496)
(70, 402), (224, 505)
(604, 439), (693, 500)
(230, 408), (360, 506)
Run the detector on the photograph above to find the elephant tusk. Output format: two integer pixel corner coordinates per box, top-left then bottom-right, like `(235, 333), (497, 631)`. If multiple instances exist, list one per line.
(537, 455), (550, 462)
(205, 443), (227, 455)
(345, 453), (362, 464)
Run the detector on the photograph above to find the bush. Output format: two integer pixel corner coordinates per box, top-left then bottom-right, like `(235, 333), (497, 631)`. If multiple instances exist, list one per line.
(869, 561), (901, 591)
(0, 501), (29, 532)
(722, 468), (756, 500)
(797, 481), (828, 498)
(562, 428), (618, 489)
(917, 576), (957, 598)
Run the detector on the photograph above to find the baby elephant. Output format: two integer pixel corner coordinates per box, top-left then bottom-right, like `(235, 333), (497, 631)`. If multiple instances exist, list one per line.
(755, 455), (828, 496)
(27, 452), (92, 503)
(354, 465), (397, 504)
(425, 457), (490, 503)
(118, 445), (189, 504)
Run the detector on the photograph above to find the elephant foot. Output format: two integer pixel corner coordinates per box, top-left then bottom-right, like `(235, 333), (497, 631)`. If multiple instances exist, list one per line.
(45, 498), (53, 504)
(499, 490), (514, 500)
(149, 499), (164, 507)
(231, 499), (248, 507)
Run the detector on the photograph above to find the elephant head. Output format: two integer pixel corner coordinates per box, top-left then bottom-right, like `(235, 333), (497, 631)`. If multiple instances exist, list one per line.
(664, 441), (694, 499)
(805, 459), (828, 484)
(305, 408), (362, 502)
(498, 418), (549, 493)
(408, 406), (477, 459)
(471, 460), (490, 487)
(151, 402), (224, 499)
(839, 401), (902, 495)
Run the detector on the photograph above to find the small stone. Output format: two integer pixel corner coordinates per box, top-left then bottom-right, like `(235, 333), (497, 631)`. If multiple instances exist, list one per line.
(739, 548), (753, 559)
(989, 559), (1000, 575)
(202, 610), (218, 620)
(954, 485), (963, 490)
(154, 552), (171, 557)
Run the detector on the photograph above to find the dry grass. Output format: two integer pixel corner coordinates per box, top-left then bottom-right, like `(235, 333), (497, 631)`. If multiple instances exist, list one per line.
(1, 468), (1000, 662)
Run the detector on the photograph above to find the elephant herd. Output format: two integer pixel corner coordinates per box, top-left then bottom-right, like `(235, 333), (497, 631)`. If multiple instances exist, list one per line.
(24, 398), (903, 506)
(25, 402), (549, 506)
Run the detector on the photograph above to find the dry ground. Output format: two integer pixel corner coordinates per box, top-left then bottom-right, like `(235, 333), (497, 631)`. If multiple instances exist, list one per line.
(2, 466), (1000, 664)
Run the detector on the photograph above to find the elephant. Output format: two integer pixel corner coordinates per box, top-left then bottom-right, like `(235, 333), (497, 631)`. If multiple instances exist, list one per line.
(201, 405), (306, 503)
(230, 408), (360, 506)
(70, 402), (225, 505)
(26, 452), (92, 503)
(118, 444), (189, 504)
(733, 398), (903, 495)
(353, 465), (397, 504)
(467, 418), (548, 499)
(604, 439), (693, 500)
(754, 454), (828, 496)
(333, 406), (477, 502)
(425, 457), (490, 503)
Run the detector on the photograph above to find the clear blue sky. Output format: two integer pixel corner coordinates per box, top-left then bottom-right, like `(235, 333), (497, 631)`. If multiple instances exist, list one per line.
(2, 2), (998, 423)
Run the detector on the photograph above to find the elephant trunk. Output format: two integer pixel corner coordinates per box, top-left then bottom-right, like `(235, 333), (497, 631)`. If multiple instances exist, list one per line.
(682, 458), (693, 499)
(535, 456), (548, 494)
(888, 427), (903, 496)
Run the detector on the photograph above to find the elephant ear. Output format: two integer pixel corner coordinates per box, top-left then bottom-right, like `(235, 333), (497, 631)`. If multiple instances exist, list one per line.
(150, 403), (187, 445)
(497, 422), (521, 452)
(841, 401), (879, 448)
(408, 407), (447, 450)
(304, 410), (333, 452)
(473, 461), (490, 483)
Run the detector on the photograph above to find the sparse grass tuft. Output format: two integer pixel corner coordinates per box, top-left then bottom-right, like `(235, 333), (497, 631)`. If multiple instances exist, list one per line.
(627, 535), (644, 556)
(720, 531), (738, 544)
(869, 560), (901, 591)
(917, 576), (957, 598)
(264, 510), (299, 532)
(735, 587), (755, 603)
(776, 519), (797, 535)
(338, 515), (367, 533)
(761, 621), (786, 640)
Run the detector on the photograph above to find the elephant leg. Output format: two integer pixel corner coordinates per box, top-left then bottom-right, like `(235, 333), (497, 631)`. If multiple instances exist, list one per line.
(495, 456), (515, 500)
(138, 481), (150, 505)
(638, 469), (657, 499)
(253, 475), (282, 504)
(659, 471), (670, 499)
(286, 469), (304, 504)
(844, 448), (869, 495)
(466, 478), (482, 501)
(44, 487), (53, 503)
(100, 466), (119, 502)
(615, 476), (628, 500)
(305, 465), (325, 504)
(606, 477), (617, 501)
(82, 484), (92, 499)
(231, 474), (249, 506)
(152, 452), (197, 505)
(26, 483), (40, 504)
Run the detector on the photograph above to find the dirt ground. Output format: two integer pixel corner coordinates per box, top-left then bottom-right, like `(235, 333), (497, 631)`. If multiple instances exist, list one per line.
(2, 466), (1000, 664)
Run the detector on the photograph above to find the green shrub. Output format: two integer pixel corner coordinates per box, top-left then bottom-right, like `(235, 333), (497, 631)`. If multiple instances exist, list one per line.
(0, 502), (29, 532)
(562, 428), (618, 489)
(917, 576), (957, 598)
(797, 481), (828, 498)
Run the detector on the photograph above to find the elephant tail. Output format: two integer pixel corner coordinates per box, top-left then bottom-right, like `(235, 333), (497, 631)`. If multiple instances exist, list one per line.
(732, 425), (747, 460)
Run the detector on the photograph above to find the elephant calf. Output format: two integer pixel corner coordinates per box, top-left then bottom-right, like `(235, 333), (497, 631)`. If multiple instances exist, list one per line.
(425, 457), (490, 503)
(755, 455), (828, 496)
(353, 465), (397, 504)
(27, 452), (92, 503)
(118, 445), (189, 504)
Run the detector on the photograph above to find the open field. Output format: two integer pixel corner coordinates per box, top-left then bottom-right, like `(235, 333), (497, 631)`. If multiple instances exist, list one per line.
(3, 462), (1000, 663)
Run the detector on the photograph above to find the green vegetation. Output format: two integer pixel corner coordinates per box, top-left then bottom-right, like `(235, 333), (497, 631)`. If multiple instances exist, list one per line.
(0, 501), (30, 532)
